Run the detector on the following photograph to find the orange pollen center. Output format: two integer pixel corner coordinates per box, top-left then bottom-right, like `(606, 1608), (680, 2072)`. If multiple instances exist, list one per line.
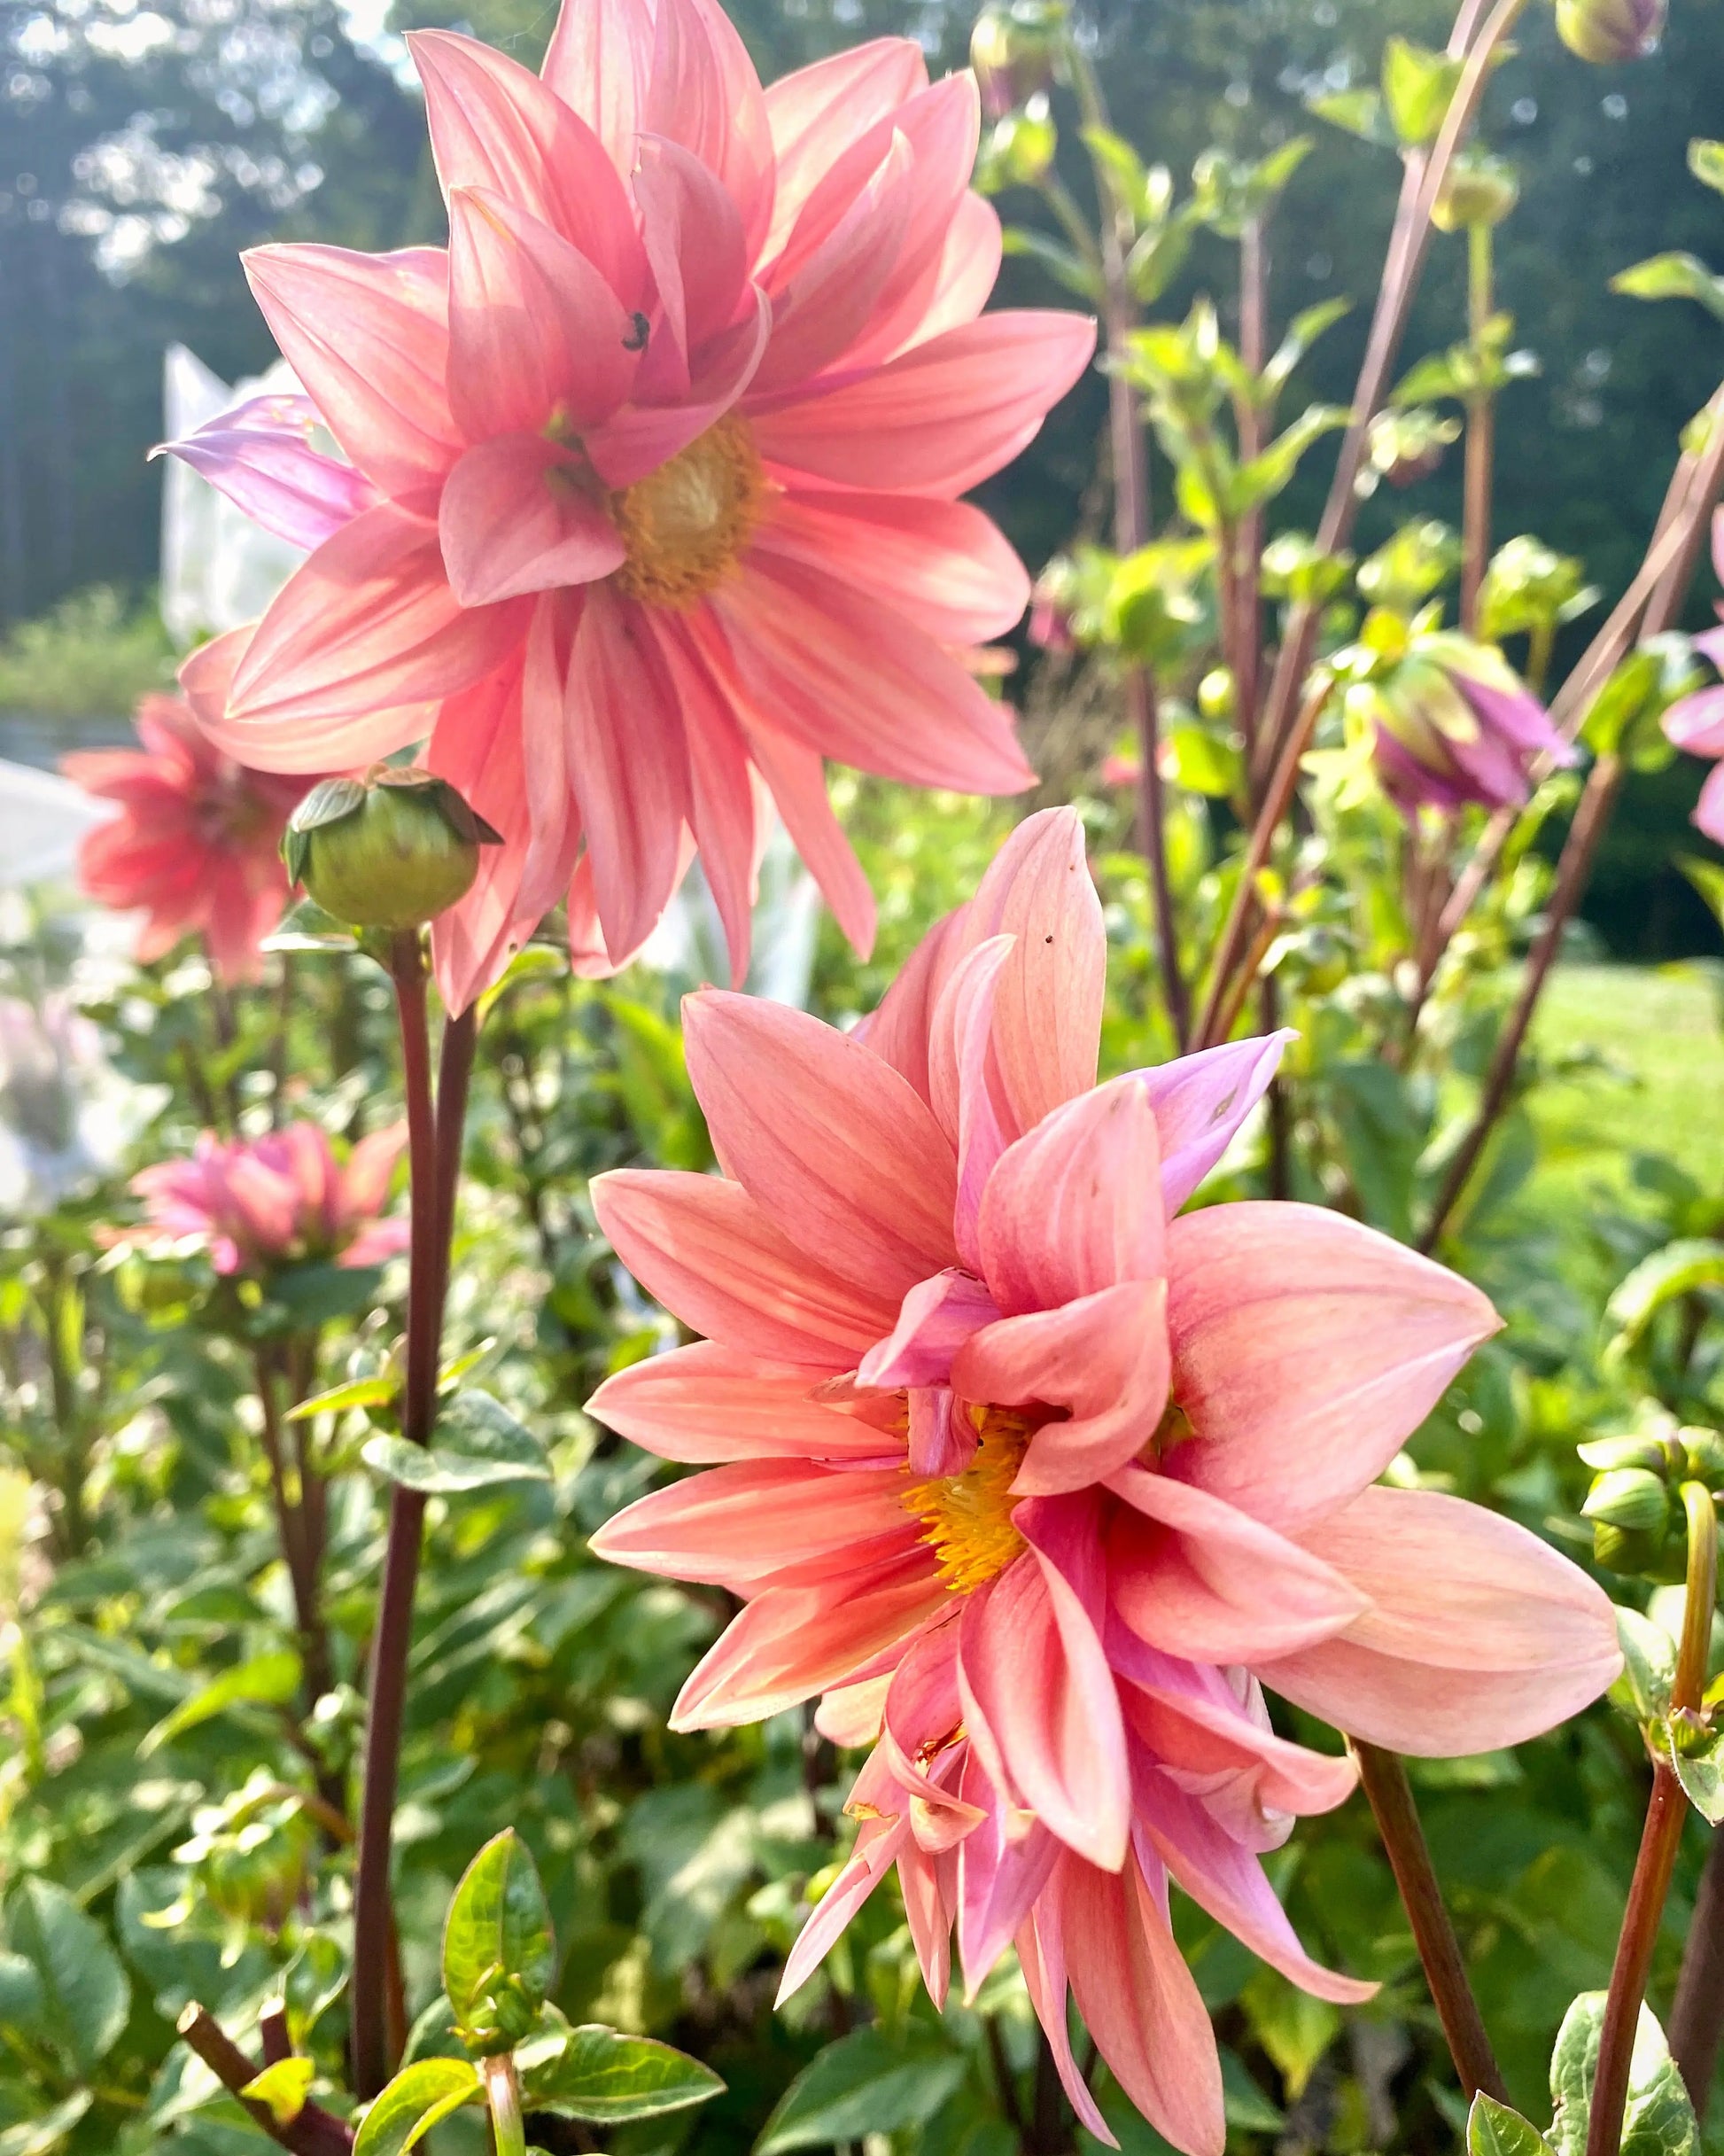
(608, 415), (765, 609)
(902, 1404), (1039, 1594)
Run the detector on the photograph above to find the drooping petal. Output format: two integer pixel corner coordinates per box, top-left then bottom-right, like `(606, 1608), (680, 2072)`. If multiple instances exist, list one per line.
(951, 1279), (1170, 1497)
(1015, 1896), (1114, 2146)
(726, 710), (875, 958)
(586, 1340), (899, 1463)
(592, 1168), (899, 1365)
(1167, 1202), (1501, 1531)
(955, 1747), (1058, 1999)
(439, 432), (625, 604)
(1259, 1484), (1622, 1754)
(777, 1813), (909, 2003)
(1137, 1031), (1296, 1214)
(977, 1076), (1166, 1318)
(683, 990), (960, 1301)
(244, 244), (462, 502)
(649, 613), (761, 984)
(757, 489), (1029, 646)
(588, 1459), (914, 1587)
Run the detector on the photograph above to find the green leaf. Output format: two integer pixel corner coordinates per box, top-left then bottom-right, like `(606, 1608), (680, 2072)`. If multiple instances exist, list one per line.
(1471, 2092), (1557, 2156)
(286, 1374), (398, 1422)
(1689, 140), (1724, 198)
(261, 898), (361, 954)
(1550, 1995), (1698, 2156)
(523, 2026), (725, 2124)
(1260, 299), (1352, 404)
(1671, 1724), (1724, 1824)
(1680, 856), (1724, 938)
(1605, 1240), (1724, 1362)
(353, 2059), (482, 2156)
(1001, 226), (1104, 303)
(138, 1648), (301, 1757)
(1309, 87), (1394, 148)
(754, 2031), (967, 2153)
(1611, 253), (1724, 323)
(0, 2092), (92, 2156)
(242, 2058), (316, 2126)
(3, 1880), (131, 2074)
(1381, 36), (1464, 148)
(363, 1390), (549, 1494)
(1233, 405), (1350, 514)
(1610, 1607), (1678, 1724)
(442, 1829), (555, 2052)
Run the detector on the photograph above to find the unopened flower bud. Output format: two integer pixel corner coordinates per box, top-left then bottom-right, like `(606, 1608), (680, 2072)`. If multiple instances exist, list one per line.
(1582, 1467), (1671, 1537)
(1369, 408), (1461, 488)
(283, 767), (501, 932)
(1578, 1432), (1677, 1476)
(1683, 1428), (1724, 1488)
(1029, 558), (1079, 653)
(1555, 0), (1666, 64)
(970, 0), (1063, 120)
(1433, 152), (1521, 232)
(982, 97), (1057, 188)
(1197, 668), (1236, 724)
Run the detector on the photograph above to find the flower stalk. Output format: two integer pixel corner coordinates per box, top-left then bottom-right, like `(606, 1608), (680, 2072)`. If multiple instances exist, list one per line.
(1461, 219), (1495, 632)
(483, 2053), (528, 2156)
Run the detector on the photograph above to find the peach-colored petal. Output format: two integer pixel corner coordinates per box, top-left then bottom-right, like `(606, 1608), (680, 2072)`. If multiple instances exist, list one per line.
(588, 1459), (913, 1587)
(880, 1629), (989, 1850)
(729, 713), (876, 953)
(952, 1279), (1170, 1498)
(540, 0), (651, 171)
(858, 1269), (999, 1391)
(751, 311), (1097, 496)
(683, 990), (960, 1299)
(1258, 1484), (1622, 1754)
(1168, 1202), (1502, 1531)
(884, 189), (1002, 354)
(978, 1077), (1166, 1319)
(586, 1340), (898, 1463)
(814, 1671), (891, 1747)
(649, 614), (761, 983)
(758, 489), (1030, 646)
(643, 0), (775, 261)
(761, 38), (928, 259)
(1016, 1898), (1114, 2145)
(853, 905), (967, 1109)
(583, 290), (771, 488)
(428, 659), (539, 1014)
(925, 936), (1014, 1271)
(899, 1841), (956, 2008)
(632, 136), (753, 393)
(1107, 1463), (1369, 1664)
(243, 244), (461, 502)
(777, 1812), (908, 2003)
(591, 1168), (899, 1364)
(439, 433), (625, 604)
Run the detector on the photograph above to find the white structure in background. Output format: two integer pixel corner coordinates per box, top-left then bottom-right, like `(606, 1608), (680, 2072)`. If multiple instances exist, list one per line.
(0, 759), (113, 891)
(0, 987), (145, 1215)
(159, 344), (307, 649)
(641, 823), (822, 1010)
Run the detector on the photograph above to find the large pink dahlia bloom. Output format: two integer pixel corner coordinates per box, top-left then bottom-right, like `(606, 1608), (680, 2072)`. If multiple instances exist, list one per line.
(585, 808), (1621, 2154)
(62, 695), (315, 985)
(163, 0), (1096, 1011)
(126, 1121), (409, 1277)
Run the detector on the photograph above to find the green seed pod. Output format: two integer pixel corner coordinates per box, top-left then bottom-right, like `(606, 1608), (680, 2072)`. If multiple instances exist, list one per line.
(1432, 152), (1521, 232)
(1554, 0), (1665, 64)
(283, 767), (501, 933)
(1591, 1520), (1682, 1580)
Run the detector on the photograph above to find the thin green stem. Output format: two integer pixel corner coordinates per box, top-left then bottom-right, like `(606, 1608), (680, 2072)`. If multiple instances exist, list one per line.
(1461, 220), (1495, 632)
(483, 2054), (527, 2156)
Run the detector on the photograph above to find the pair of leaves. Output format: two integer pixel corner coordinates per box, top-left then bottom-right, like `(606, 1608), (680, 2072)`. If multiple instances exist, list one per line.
(364, 1389), (551, 1496)
(1468, 1993), (1698, 2156)
(0, 1880), (131, 2079)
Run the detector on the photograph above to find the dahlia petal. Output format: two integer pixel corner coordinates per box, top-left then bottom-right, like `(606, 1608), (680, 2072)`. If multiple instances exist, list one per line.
(682, 989), (960, 1298)
(586, 1340), (896, 1462)
(751, 310), (1097, 496)
(509, 590), (587, 933)
(853, 905), (967, 1109)
(1169, 1203), (1502, 1531)
(1666, 682), (1724, 759)
(777, 1814), (908, 2003)
(1138, 1031), (1296, 1214)
(583, 290), (771, 488)
(447, 188), (641, 440)
(439, 433), (625, 604)
(591, 1167), (899, 1364)
(157, 393), (381, 550)
(1016, 1899), (1114, 2146)
(1059, 1852), (1226, 2156)
(540, 0), (651, 171)
(925, 936), (1014, 1271)
(885, 190), (1002, 354)
(712, 552), (1033, 793)
(632, 135), (752, 392)
(188, 627), (431, 780)
(978, 1076), (1166, 1318)
(880, 1629), (989, 1848)
(409, 29), (647, 304)
(762, 38), (928, 259)
(907, 1389), (974, 1478)
(650, 615), (760, 984)
(899, 1841), (955, 2008)
(587, 1459), (913, 1587)
(671, 1552), (946, 1727)
(727, 713), (875, 957)
(956, 1748), (1059, 2000)
(858, 1269), (1000, 1391)
(1697, 759), (1724, 847)
(428, 658), (538, 1015)
(340, 1124), (408, 1223)
(243, 244), (461, 501)
(758, 489), (1030, 645)
(1259, 1484), (1621, 1754)
(815, 1672), (891, 1747)
(565, 588), (692, 962)
(1133, 1779), (1376, 2005)
(223, 503), (519, 749)
(951, 1279), (1170, 1498)
(1107, 1463), (1369, 1663)
(957, 1538), (1130, 1872)
(643, 0), (775, 262)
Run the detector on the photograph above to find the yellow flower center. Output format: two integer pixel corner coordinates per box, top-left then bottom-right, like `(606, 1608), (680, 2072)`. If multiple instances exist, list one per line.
(903, 1405), (1039, 1595)
(609, 415), (765, 609)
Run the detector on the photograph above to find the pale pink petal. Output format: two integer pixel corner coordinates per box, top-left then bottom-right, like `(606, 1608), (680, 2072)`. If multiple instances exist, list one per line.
(757, 489), (1029, 645)
(642, 0), (775, 261)
(157, 393), (381, 550)
(955, 1748), (1058, 1999)
(244, 244), (461, 502)
(1697, 759), (1724, 848)
(428, 658), (538, 1015)
(725, 713), (875, 958)
(858, 1269), (999, 1391)
(1138, 1031), (1295, 1214)
(340, 1124), (408, 1222)
(409, 29), (647, 305)
(1168, 1203), (1502, 1531)
(439, 432), (625, 604)
(751, 311), (1097, 496)
(516, 588), (586, 929)
(632, 135), (752, 394)
(447, 187), (641, 440)
(978, 1077), (1166, 1319)
(883, 190), (1002, 355)
(924, 936), (1014, 1271)
(1259, 1483), (1622, 1754)
(588, 1459), (914, 1586)
(880, 1630), (989, 1849)
(592, 1167), (900, 1364)
(225, 503), (524, 741)
(1059, 1852), (1226, 2156)
(682, 990), (960, 1300)
(583, 292), (771, 488)
(586, 1340), (897, 1463)
(1016, 1898), (1114, 2146)
(761, 39), (928, 260)
(951, 1280), (1170, 1498)
(650, 614), (760, 983)
(1107, 1463), (1369, 1664)
(908, 1389), (974, 1477)
(540, 0), (651, 170)
(814, 1672), (891, 1747)
(777, 1813), (908, 2003)
(899, 1841), (956, 2007)
(853, 906), (967, 1109)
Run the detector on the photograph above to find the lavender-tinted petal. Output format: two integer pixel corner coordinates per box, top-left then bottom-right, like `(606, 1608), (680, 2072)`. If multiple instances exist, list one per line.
(1132, 1031), (1295, 1214)
(155, 394), (381, 549)
(1666, 683), (1724, 759)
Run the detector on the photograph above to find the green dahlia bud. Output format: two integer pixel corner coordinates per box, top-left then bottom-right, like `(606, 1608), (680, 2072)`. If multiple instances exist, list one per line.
(970, 0), (1064, 120)
(1432, 151), (1521, 232)
(1554, 0), (1666, 64)
(283, 767), (501, 932)
(1583, 1467), (1672, 1537)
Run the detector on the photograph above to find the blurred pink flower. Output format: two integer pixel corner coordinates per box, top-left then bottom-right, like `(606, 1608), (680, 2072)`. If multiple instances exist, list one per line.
(1364, 630), (1572, 815)
(1661, 513), (1724, 844)
(163, 0), (1097, 1013)
(585, 807), (1620, 2153)
(62, 696), (315, 985)
(128, 1121), (409, 1276)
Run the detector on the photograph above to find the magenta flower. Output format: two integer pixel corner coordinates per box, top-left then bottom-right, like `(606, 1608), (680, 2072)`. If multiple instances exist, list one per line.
(1661, 514), (1724, 843)
(62, 696), (317, 985)
(162, 0), (1097, 1013)
(1363, 628), (1573, 815)
(128, 1121), (409, 1276)
(583, 808), (1619, 2152)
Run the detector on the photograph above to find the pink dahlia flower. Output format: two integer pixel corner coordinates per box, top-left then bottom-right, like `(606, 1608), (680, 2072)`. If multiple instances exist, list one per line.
(1661, 513), (1724, 843)
(161, 0), (1097, 1013)
(1361, 629), (1573, 815)
(62, 695), (315, 985)
(585, 807), (1620, 2153)
(128, 1121), (409, 1276)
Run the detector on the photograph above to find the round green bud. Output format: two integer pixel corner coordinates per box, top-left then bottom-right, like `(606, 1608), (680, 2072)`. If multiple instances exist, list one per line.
(1432, 152), (1521, 232)
(970, 1), (1064, 120)
(283, 767), (501, 933)
(1555, 0), (1665, 64)
(1582, 1466), (1672, 1537)
(1197, 667), (1236, 724)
